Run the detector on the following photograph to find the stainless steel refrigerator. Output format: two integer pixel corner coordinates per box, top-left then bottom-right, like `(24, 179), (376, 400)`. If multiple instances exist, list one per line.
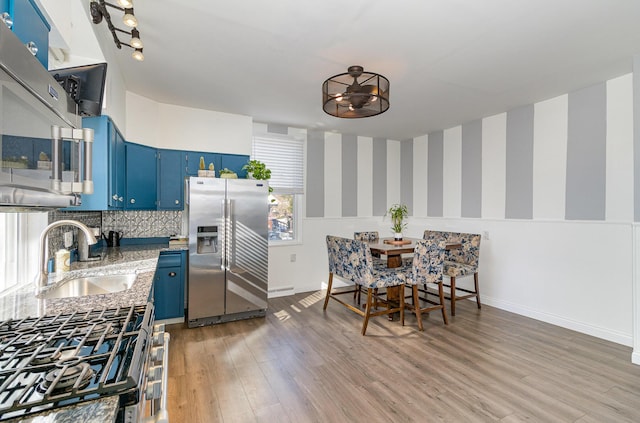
(187, 177), (269, 327)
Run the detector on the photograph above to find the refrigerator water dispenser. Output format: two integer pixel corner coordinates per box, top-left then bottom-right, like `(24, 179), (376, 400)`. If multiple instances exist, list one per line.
(196, 226), (218, 254)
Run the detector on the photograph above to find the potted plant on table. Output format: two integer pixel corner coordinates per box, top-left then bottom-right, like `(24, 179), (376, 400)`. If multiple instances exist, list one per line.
(387, 203), (409, 240)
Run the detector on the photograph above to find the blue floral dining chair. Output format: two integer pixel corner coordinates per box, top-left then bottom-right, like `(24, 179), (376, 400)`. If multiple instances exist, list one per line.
(352, 231), (383, 303)
(405, 239), (449, 330)
(323, 235), (407, 335)
(423, 230), (482, 316)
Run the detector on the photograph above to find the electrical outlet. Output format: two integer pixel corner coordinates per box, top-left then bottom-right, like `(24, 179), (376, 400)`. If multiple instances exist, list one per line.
(64, 231), (73, 248)
(482, 231), (490, 241)
(290, 253), (296, 262)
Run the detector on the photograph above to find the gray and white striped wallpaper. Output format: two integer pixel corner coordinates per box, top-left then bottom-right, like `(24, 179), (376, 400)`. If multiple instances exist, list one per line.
(305, 73), (634, 223)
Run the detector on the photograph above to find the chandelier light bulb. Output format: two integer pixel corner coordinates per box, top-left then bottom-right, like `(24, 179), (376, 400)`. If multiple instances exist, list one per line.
(130, 28), (143, 48)
(123, 9), (137, 27)
(117, 0), (133, 7)
(130, 37), (143, 48)
(132, 48), (144, 61)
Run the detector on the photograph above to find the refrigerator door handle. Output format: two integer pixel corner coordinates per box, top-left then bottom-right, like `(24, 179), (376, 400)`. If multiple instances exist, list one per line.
(221, 198), (227, 270)
(226, 198), (232, 271)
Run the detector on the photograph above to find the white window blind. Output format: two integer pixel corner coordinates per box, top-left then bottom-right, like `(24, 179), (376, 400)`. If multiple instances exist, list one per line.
(252, 136), (304, 194)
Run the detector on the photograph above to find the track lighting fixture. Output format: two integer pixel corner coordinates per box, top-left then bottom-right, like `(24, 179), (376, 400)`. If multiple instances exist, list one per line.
(90, 0), (144, 61)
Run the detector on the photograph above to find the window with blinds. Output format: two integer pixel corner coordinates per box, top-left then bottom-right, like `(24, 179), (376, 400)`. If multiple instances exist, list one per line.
(252, 132), (304, 244)
(252, 136), (304, 194)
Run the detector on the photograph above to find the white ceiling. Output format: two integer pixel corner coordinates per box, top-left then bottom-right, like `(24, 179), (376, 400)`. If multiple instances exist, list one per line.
(107, 0), (640, 140)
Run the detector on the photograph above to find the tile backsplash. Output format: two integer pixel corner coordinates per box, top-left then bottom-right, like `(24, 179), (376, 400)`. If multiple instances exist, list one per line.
(102, 210), (183, 238)
(47, 210), (183, 258)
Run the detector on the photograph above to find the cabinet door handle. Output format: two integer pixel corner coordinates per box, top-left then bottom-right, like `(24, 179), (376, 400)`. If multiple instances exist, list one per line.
(131, 198), (136, 204)
(175, 200), (179, 205)
(168, 272), (176, 277)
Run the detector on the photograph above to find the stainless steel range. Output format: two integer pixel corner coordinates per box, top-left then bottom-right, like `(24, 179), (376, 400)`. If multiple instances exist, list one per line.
(0, 303), (169, 422)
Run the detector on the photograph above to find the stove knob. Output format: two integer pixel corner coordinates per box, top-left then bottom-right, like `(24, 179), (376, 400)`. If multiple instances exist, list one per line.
(147, 365), (162, 382)
(145, 381), (162, 400)
(150, 346), (164, 363)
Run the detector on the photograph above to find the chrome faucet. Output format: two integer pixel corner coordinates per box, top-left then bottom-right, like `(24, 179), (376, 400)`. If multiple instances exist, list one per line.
(37, 219), (98, 293)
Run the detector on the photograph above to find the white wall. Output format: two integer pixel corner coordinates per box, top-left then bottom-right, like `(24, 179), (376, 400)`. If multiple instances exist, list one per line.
(126, 92), (252, 154)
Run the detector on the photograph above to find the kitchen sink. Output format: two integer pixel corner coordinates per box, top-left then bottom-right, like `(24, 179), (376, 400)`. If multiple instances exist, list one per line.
(40, 274), (137, 299)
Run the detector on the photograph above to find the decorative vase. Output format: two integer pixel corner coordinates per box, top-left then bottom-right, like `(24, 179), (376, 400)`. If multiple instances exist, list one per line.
(394, 232), (403, 241)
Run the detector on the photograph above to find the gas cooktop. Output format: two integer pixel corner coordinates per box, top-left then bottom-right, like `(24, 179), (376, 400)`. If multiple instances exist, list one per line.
(0, 304), (153, 421)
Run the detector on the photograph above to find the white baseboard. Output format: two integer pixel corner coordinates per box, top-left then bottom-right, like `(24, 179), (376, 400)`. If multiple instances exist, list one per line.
(268, 285), (295, 298)
(482, 296), (633, 347)
(632, 350), (640, 365)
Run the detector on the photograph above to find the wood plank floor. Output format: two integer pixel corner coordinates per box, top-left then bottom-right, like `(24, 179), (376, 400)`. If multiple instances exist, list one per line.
(166, 291), (640, 422)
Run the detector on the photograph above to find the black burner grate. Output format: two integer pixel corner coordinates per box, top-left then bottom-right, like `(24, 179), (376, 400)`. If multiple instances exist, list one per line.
(0, 304), (153, 420)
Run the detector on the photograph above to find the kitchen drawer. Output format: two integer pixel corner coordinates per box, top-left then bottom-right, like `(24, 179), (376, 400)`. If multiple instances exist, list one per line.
(157, 253), (181, 267)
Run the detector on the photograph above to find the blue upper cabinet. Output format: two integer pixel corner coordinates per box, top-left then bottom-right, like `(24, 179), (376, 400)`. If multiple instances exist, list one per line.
(221, 153), (249, 178)
(157, 149), (184, 210)
(125, 142), (157, 210)
(2, 0), (50, 68)
(66, 116), (125, 210)
(184, 151), (220, 177)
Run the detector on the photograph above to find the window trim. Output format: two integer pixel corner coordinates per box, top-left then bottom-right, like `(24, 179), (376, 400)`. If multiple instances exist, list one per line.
(268, 193), (303, 247)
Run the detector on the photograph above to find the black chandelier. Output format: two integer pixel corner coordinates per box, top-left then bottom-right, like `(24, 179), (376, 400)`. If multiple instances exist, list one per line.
(90, 0), (144, 61)
(322, 65), (390, 118)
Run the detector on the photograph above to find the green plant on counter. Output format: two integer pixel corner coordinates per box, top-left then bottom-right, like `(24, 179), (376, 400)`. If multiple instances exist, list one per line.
(219, 168), (235, 174)
(386, 203), (409, 233)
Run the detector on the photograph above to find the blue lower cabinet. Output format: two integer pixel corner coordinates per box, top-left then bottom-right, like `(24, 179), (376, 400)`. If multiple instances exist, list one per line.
(154, 250), (185, 320)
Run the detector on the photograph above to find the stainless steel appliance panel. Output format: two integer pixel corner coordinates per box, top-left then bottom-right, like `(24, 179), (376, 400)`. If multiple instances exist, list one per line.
(187, 177), (268, 327)
(226, 179), (268, 314)
(188, 177), (226, 320)
(0, 20), (92, 209)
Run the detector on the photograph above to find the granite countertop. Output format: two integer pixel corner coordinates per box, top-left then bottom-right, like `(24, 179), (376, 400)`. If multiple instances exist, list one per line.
(0, 243), (187, 422)
(5, 396), (119, 423)
(0, 243), (186, 321)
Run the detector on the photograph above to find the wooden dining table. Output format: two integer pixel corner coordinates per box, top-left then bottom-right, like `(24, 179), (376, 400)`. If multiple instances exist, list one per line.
(368, 237), (419, 268)
(367, 237), (462, 268)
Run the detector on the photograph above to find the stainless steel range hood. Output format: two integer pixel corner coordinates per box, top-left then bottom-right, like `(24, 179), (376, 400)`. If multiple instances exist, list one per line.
(0, 20), (94, 210)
